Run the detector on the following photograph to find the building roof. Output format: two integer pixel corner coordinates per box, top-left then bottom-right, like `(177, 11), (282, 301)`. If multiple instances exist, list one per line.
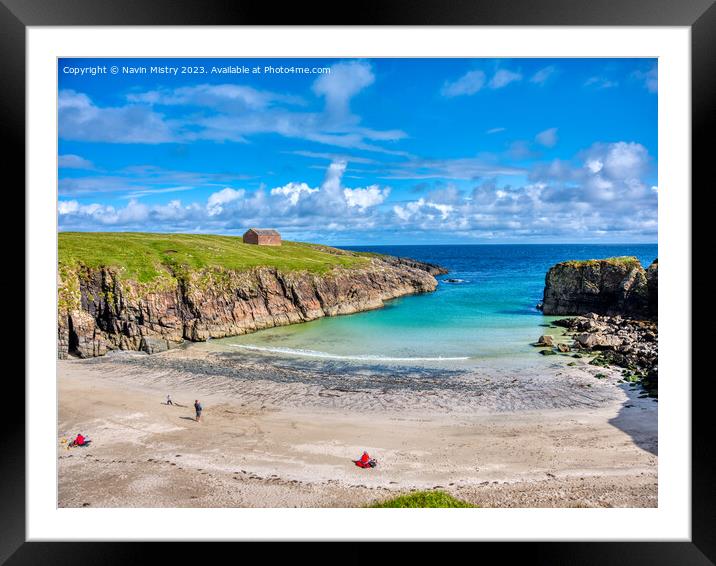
(244, 228), (280, 236)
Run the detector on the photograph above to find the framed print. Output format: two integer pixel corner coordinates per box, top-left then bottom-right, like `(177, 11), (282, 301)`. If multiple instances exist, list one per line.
(5, 0), (713, 562)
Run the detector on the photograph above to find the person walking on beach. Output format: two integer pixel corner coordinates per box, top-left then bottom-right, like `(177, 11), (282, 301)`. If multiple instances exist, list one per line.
(166, 394), (173, 406)
(194, 400), (202, 422)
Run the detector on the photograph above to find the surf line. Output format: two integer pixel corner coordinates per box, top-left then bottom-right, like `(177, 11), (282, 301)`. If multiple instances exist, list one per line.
(227, 344), (470, 362)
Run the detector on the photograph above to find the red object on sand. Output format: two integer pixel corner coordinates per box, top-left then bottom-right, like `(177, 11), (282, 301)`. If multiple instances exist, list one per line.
(354, 451), (375, 468)
(74, 434), (85, 446)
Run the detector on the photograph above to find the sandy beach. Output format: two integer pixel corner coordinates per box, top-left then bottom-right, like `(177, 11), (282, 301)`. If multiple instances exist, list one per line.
(58, 345), (657, 508)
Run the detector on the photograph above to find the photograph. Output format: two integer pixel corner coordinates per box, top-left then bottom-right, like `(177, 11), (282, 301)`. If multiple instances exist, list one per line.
(55, 56), (659, 509)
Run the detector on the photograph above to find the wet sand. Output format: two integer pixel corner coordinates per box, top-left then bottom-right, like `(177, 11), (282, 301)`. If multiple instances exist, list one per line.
(58, 346), (657, 508)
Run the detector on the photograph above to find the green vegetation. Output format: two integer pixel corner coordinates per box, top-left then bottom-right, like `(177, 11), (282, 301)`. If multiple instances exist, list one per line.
(58, 232), (373, 283)
(369, 490), (475, 508)
(560, 256), (642, 269)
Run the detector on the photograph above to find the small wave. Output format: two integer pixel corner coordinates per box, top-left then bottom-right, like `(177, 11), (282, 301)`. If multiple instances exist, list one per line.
(227, 344), (470, 362)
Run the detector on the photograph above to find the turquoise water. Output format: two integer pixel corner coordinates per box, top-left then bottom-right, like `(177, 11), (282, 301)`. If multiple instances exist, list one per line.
(217, 244), (657, 368)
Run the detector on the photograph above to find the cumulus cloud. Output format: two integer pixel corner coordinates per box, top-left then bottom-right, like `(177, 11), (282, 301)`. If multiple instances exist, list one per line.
(59, 160), (393, 234)
(586, 141), (649, 180)
(207, 188), (245, 216)
(58, 143), (656, 241)
(344, 185), (390, 209)
(271, 182), (318, 205)
(58, 200), (80, 215)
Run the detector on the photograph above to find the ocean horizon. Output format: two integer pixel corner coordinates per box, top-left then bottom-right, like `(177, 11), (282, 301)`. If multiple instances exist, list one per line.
(215, 243), (658, 368)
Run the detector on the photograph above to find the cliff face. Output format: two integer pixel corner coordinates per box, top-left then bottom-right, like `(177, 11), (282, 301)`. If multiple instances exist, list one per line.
(541, 257), (657, 319)
(58, 256), (446, 359)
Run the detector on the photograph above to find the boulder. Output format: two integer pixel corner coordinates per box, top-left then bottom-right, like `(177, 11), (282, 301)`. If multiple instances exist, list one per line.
(575, 333), (622, 350)
(140, 336), (170, 355)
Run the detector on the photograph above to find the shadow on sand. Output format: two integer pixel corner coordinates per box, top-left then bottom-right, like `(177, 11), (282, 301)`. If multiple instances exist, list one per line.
(608, 383), (658, 456)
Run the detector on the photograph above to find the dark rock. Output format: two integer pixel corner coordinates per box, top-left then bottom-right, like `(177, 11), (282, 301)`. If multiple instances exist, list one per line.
(549, 313), (657, 395)
(541, 257), (656, 319)
(140, 336), (172, 355)
(646, 259), (658, 316)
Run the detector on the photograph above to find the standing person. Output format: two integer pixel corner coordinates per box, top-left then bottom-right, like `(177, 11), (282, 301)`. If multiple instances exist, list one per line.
(194, 400), (202, 422)
(166, 394), (173, 406)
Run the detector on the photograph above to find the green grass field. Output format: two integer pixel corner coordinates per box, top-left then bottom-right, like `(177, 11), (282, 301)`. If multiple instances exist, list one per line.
(560, 256), (642, 269)
(369, 491), (475, 508)
(58, 232), (371, 282)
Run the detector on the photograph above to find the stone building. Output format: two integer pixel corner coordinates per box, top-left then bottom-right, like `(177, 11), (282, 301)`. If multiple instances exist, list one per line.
(242, 228), (281, 246)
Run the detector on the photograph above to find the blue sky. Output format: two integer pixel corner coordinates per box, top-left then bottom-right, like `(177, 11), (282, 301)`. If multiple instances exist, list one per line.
(58, 57), (657, 244)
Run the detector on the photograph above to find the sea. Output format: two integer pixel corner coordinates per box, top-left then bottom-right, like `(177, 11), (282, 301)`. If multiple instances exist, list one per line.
(216, 244), (657, 369)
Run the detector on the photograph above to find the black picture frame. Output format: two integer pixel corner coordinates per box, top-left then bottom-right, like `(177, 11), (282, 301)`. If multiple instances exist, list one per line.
(5, 0), (711, 563)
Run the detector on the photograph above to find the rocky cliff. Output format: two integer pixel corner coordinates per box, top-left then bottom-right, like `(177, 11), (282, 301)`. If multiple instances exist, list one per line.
(541, 257), (657, 319)
(58, 255), (447, 359)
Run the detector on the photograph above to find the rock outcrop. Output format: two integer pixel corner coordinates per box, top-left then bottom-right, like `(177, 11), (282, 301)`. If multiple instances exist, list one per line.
(541, 257), (657, 319)
(58, 256), (447, 359)
(551, 313), (658, 396)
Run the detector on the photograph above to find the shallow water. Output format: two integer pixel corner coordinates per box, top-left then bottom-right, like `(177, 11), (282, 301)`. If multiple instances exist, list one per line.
(216, 244), (657, 369)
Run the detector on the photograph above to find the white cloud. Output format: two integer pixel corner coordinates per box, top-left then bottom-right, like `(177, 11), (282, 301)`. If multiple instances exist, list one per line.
(441, 70), (486, 97)
(380, 157), (525, 181)
(600, 141), (649, 179)
(58, 146), (656, 242)
(128, 84), (304, 111)
(530, 65), (557, 85)
(393, 198), (454, 222)
(271, 182), (318, 205)
(489, 69), (522, 89)
(312, 61), (375, 119)
(58, 200), (80, 215)
(486, 127), (506, 134)
(207, 188), (245, 216)
(585, 159), (603, 174)
(58, 154), (94, 169)
(59, 64), (404, 154)
(535, 127), (558, 148)
(343, 185), (390, 209)
(58, 90), (175, 144)
(122, 186), (196, 199)
(585, 77), (618, 89)
(632, 64), (658, 93)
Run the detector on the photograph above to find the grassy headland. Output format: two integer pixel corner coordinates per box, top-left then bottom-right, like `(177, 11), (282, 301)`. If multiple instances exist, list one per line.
(58, 232), (372, 283)
(560, 256), (643, 269)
